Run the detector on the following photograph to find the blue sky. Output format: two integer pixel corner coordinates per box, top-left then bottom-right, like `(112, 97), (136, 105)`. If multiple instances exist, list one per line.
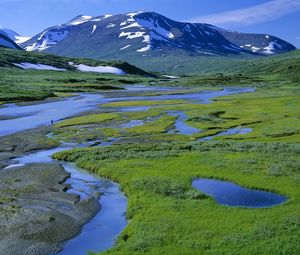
(0, 0), (299, 47)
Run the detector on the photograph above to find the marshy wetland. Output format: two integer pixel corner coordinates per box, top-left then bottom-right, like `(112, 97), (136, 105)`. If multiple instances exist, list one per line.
(0, 83), (299, 255)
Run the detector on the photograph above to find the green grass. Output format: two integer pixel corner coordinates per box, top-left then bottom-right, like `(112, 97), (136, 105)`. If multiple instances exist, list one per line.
(55, 113), (120, 128)
(0, 48), (158, 103)
(2, 44), (300, 254)
(127, 49), (300, 79)
(0, 66), (155, 103)
(2, 48), (300, 104)
(51, 84), (300, 146)
(53, 141), (300, 255)
(125, 114), (175, 135)
(50, 83), (300, 255)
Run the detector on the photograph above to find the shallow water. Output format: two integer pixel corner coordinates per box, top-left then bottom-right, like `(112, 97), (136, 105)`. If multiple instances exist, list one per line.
(199, 127), (252, 141)
(0, 94), (104, 136)
(58, 164), (127, 255)
(0, 87), (254, 136)
(103, 87), (255, 104)
(167, 111), (200, 135)
(192, 178), (287, 208)
(116, 119), (145, 128)
(5, 143), (127, 254)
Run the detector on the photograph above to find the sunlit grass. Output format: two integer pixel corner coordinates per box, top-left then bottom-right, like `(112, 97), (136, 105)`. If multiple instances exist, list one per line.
(55, 113), (120, 128)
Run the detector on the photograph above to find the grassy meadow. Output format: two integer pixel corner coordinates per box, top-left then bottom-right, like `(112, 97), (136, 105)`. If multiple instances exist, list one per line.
(1, 47), (299, 254)
(52, 83), (300, 254)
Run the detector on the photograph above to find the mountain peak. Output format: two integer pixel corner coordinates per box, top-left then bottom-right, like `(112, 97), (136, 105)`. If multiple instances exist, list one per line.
(67, 15), (93, 26)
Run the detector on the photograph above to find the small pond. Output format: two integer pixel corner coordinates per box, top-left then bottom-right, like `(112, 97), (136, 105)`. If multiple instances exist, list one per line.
(192, 178), (287, 208)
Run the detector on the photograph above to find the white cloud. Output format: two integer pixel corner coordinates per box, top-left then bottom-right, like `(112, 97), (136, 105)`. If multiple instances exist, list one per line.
(187, 0), (300, 27)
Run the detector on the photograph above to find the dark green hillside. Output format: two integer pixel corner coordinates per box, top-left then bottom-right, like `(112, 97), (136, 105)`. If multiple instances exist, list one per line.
(1, 47), (299, 103)
(0, 48), (151, 76)
(0, 48), (155, 103)
(127, 49), (300, 78)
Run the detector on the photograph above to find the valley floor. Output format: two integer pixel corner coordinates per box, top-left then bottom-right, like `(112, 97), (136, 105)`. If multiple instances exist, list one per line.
(0, 82), (299, 254)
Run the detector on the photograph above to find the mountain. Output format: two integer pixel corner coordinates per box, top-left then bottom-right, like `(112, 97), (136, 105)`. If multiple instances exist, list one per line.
(0, 26), (30, 45)
(212, 27), (296, 55)
(21, 11), (296, 61)
(0, 33), (21, 49)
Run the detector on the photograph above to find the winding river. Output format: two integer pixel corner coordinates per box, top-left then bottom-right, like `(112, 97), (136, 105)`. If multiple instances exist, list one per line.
(0, 86), (255, 254)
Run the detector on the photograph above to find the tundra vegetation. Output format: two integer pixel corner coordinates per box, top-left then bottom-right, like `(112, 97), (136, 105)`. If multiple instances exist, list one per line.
(1, 47), (299, 254)
(52, 83), (300, 254)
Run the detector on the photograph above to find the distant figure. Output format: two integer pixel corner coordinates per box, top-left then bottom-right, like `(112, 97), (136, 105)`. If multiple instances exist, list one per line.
(51, 120), (54, 126)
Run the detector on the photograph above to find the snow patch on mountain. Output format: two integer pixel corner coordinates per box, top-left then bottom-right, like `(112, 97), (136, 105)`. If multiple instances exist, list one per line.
(121, 22), (140, 30)
(126, 11), (144, 21)
(137, 45), (151, 52)
(241, 44), (260, 52)
(119, 31), (145, 39)
(26, 30), (69, 51)
(91, 18), (102, 22)
(262, 41), (283, 55)
(67, 15), (92, 25)
(120, 44), (131, 50)
(134, 16), (175, 39)
(106, 23), (116, 28)
(70, 63), (125, 75)
(15, 36), (31, 44)
(13, 62), (66, 71)
(91, 25), (97, 34)
(148, 31), (169, 43)
(251, 46), (260, 52)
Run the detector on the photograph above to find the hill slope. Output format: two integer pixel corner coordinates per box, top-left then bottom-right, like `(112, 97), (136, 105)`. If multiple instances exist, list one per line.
(0, 48), (155, 103)
(125, 49), (300, 78)
(0, 47), (152, 76)
(0, 34), (21, 49)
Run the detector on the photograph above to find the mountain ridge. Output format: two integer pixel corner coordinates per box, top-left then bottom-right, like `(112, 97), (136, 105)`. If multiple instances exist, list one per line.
(20, 11), (295, 60)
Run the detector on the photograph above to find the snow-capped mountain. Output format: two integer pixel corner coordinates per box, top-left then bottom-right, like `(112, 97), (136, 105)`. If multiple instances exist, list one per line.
(21, 11), (296, 59)
(0, 26), (30, 45)
(0, 27), (22, 49)
(212, 27), (295, 55)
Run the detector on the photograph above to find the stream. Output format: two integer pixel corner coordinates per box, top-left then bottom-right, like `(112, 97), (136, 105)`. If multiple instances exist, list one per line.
(0, 87), (254, 136)
(0, 86), (255, 254)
